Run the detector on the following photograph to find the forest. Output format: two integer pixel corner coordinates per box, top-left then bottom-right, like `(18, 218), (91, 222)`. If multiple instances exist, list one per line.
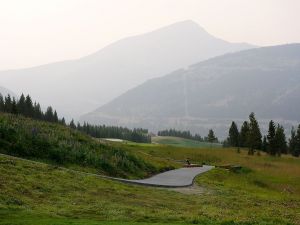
(0, 93), (151, 143)
(225, 112), (300, 157)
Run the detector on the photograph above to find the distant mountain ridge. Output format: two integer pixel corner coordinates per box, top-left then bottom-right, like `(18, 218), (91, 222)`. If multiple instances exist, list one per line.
(0, 86), (16, 97)
(81, 44), (300, 137)
(0, 20), (254, 119)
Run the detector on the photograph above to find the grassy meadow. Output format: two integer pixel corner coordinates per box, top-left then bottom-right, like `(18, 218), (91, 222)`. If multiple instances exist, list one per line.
(0, 113), (300, 224)
(1, 148), (300, 224)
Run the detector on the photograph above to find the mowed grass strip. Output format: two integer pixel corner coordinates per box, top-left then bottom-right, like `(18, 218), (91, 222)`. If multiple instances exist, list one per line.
(152, 136), (222, 148)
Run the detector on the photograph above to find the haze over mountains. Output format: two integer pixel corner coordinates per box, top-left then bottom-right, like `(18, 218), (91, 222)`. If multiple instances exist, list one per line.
(0, 86), (15, 98)
(0, 20), (253, 118)
(82, 44), (300, 138)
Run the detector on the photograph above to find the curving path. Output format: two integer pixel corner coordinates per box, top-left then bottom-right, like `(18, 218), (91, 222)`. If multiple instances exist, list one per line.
(104, 165), (214, 188)
(0, 153), (213, 188)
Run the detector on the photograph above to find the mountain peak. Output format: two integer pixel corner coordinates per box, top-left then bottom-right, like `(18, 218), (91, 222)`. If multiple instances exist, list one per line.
(169, 20), (201, 28)
(0, 21), (254, 119)
(153, 20), (209, 36)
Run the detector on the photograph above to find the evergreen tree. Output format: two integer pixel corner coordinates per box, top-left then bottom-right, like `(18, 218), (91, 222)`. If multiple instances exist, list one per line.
(60, 117), (66, 126)
(4, 95), (12, 113)
(11, 97), (18, 114)
(228, 121), (239, 147)
(17, 94), (26, 115)
(240, 121), (249, 147)
(44, 106), (54, 122)
(69, 119), (76, 129)
(289, 127), (298, 156)
(53, 110), (59, 123)
(247, 112), (262, 155)
(267, 120), (276, 155)
(293, 125), (300, 157)
(262, 135), (267, 152)
(24, 95), (34, 117)
(274, 125), (287, 156)
(33, 102), (43, 119)
(206, 129), (217, 145)
(0, 94), (4, 111)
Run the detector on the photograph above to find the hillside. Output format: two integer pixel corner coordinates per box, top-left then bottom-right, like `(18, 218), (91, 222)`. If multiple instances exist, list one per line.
(1, 145), (299, 224)
(0, 20), (253, 119)
(0, 112), (168, 178)
(82, 44), (300, 137)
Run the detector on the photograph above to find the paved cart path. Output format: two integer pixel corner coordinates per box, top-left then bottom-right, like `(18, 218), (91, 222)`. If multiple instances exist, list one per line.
(106, 165), (214, 187)
(0, 153), (213, 188)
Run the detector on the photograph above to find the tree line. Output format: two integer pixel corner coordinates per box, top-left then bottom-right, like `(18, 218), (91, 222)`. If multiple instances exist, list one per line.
(225, 112), (300, 157)
(0, 93), (151, 143)
(157, 128), (219, 143)
(158, 129), (203, 141)
(74, 122), (151, 143)
(0, 93), (65, 124)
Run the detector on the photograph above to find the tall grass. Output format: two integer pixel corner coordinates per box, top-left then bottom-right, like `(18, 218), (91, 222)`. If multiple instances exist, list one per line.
(0, 113), (157, 178)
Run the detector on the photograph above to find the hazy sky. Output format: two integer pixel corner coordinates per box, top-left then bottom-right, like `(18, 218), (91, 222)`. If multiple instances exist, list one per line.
(1, 0), (300, 70)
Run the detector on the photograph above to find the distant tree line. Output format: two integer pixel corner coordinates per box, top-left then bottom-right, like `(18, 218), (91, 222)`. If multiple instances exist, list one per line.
(0, 93), (65, 124)
(158, 129), (203, 141)
(0, 93), (151, 143)
(157, 128), (219, 143)
(225, 112), (300, 157)
(75, 122), (151, 143)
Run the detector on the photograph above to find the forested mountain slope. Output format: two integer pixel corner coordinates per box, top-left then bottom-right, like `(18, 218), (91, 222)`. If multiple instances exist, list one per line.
(82, 44), (300, 137)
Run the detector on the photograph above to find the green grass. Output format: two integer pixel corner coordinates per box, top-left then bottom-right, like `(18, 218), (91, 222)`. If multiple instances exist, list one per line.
(152, 136), (222, 148)
(0, 113), (173, 178)
(1, 113), (300, 224)
(0, 216), (189, 225)
(1, 150), (299, 225)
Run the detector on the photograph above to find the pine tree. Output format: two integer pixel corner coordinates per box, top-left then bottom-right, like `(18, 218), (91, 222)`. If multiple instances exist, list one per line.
(267, 120), (276, 155)
(0, 94), (4, 112)
(4, 95), (12, 113)
(228, 121), (239, 147)
(206, 129), (217, 146)
(247, 112), (262, 155)
(69, 119), (76, 129)
(44, 106), (54, 122)
(53, 110), (59, 123)
(240, 121), (249, 147)
(293, 125), (300, 157)
(274, 125), (287, 156)
(25, 95), (34, 117)
(289, 127), (297, 156)
(11, 97), (18, 114)
(33, 102), (43, 119)
(60, 117), (66, 126)
(17, 94), (26, 115)
(262, 136), (267, 152)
